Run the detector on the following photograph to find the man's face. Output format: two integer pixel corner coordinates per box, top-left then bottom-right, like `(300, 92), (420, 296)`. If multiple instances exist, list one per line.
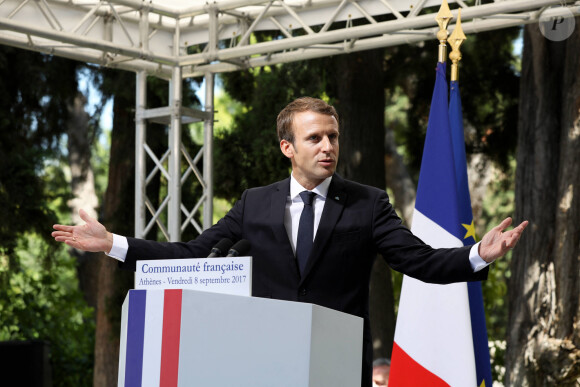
(372, 364), (390, 386)
(280, 110), (339, 190)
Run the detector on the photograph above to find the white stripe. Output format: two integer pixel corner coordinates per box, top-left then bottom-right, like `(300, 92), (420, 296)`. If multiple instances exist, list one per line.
(410, 209), (462, 249)
(141, 290), (165, 387)
(394, 209), (476, 386)
(117, 297), (129, 387)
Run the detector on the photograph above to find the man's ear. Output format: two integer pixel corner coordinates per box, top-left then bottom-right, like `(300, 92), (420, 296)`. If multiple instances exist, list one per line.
(280, 139), (294, 159)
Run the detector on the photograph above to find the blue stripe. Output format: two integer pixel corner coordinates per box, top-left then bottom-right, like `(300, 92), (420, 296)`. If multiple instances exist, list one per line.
(125, 290), (147, 387)
(467, 282), (493, 386)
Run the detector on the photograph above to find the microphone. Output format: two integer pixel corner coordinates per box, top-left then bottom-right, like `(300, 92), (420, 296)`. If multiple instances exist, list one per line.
(207, 238), (234, 258)
(226, 239), (251, 257)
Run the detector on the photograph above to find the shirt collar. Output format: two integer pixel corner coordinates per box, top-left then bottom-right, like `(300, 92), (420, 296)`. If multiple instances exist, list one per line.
(289, 174), (332, 200)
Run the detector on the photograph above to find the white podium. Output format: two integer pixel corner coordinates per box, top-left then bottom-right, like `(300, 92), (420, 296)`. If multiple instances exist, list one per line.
(118, 289), (363, 387)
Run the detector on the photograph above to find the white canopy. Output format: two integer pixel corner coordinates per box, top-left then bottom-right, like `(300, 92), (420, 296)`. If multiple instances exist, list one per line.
(1, 0), (576, 79)
(1, 0), (577, 240)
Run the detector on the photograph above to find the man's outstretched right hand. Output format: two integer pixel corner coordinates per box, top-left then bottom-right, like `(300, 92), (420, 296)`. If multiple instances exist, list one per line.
(52, 209), (113, 253)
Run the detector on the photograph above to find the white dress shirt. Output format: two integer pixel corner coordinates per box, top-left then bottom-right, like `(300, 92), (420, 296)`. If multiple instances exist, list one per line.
(284, 174), (332, 255)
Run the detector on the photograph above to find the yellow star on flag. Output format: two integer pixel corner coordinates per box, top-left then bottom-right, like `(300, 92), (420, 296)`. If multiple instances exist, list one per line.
(479, 380), (486, 387)
(462, 220), (477, 241)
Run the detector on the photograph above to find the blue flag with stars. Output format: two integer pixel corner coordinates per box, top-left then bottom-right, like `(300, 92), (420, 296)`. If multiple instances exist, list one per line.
(450, 79), (493, 387)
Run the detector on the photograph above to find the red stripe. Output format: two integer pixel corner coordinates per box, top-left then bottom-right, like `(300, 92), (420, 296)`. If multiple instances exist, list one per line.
(389, 341), (450, 387)
(160, 289), (183, 387)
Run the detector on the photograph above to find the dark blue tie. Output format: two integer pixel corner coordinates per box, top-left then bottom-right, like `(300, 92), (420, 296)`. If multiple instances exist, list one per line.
(296, 191), (316, 275)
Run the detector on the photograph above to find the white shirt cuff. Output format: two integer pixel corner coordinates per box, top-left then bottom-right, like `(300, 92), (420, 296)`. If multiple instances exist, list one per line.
(106, 233), (128, 262)
(469, 242), (490, 272)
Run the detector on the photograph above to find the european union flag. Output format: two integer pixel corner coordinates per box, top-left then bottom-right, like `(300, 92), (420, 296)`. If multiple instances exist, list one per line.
(450, 79), (493, 387)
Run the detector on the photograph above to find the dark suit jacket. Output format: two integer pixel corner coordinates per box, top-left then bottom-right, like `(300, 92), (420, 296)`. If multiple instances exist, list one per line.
(121, 174), (488, 386)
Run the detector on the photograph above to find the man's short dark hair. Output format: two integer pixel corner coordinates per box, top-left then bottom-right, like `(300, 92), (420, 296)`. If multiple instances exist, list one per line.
(372, 358), (391, 368)
(276, 97), (339, 143)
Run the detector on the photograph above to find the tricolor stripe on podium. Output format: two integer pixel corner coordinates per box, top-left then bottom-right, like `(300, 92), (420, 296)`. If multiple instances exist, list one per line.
(120, 289), (184, 387)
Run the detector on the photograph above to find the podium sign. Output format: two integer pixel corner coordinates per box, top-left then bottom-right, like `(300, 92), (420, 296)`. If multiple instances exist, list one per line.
(135, 257), (252, 296)
(118, 289), (363, 387)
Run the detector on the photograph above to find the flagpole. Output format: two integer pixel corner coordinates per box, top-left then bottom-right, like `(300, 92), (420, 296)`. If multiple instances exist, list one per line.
(390, 3), (486, 385)
(447, 12), (495, 386)
(449, 9), (467, 82)
(435, 0), (453, 63)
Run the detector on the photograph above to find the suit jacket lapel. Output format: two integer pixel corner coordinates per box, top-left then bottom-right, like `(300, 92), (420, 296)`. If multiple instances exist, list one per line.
(270, 178), (302, 278)
(270, 178), (291, 246)
(300, 174), (347, 283)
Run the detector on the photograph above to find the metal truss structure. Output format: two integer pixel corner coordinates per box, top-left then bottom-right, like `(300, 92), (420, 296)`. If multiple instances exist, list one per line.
(1, 0), (578, 241)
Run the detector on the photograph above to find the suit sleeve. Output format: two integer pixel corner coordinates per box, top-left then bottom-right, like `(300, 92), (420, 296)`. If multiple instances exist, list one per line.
(119, 190), (248, 271)
(371, 190), (488, 284)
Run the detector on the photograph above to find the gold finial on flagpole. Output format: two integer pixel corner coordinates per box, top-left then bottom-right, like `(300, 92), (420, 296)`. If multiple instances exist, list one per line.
(435, 0), (453, 63)
(449, 8), (467, 81)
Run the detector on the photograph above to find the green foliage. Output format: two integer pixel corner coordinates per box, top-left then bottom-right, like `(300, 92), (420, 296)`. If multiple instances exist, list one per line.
(489, 339), (507, 383)
(215, 61), (330, 201)
(189, 89), (243, 223)
(0, 235), (94, 386)
(0, 46), (95, 386)
(92, 128), (111, 199)
(390, 270), (404, 316)
(385, 27), (521, 180)
(479, 159), (516, 341)
(0, 163), (96, 386)
(0, 46), (77, 258)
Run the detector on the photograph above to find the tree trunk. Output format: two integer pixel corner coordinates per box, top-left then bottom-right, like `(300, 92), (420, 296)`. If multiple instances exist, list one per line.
(507, 19), (580, 386)
(384, 129), (416, 226)
(66, 92), (100, 309)
(93, 71), (136, 387)
(333, 49), (396, 361)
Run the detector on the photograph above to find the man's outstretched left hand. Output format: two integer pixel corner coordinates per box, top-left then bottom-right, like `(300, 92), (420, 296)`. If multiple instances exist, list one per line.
(478, 217), (529, 263)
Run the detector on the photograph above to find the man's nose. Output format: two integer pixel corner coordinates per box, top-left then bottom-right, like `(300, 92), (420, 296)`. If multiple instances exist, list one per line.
(320, 136), (332, 151)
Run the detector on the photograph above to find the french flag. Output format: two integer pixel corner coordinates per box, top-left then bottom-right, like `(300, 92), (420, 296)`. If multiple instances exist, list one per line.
(389, 62), (492, 386)
(118, 289), (183, 387)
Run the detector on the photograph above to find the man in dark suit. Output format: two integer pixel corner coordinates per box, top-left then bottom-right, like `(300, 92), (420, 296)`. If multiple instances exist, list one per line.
(53, 97), (527, 386)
